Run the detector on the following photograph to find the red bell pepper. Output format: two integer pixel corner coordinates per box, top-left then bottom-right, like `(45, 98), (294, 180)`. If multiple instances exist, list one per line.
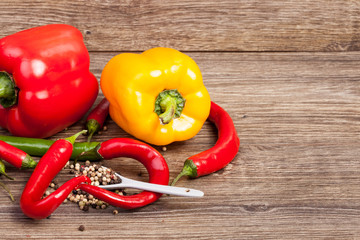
(0, 24), (98, 138)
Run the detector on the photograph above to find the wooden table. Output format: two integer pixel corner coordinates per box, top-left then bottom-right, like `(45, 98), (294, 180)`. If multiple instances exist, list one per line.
(1, 1), (360, 239)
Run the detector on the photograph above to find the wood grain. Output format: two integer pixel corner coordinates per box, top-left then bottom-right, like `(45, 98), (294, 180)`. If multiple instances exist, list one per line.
(1, 0), (360, 239)
(1, 0), (360, 51)
(1, 51), (360, 239)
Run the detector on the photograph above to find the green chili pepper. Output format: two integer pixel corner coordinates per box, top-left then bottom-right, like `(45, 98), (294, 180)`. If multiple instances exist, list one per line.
(0, 135), (101, 161)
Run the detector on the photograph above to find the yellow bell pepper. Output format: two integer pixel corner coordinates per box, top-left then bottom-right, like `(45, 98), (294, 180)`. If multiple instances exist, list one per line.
(100, 47), (211, 146)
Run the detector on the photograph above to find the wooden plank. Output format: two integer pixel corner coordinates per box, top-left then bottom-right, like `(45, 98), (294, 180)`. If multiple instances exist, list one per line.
(1, 1), (360, 52)
(0, 52), (360, 239)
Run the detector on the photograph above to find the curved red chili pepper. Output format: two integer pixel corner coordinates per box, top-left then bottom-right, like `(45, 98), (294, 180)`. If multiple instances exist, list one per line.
(86, 97), (110, 142)
(0, 140), (37, 169)
(172, 101), (240, 185)
(20, 131), (91, 219)
(79, 138), (169, 209)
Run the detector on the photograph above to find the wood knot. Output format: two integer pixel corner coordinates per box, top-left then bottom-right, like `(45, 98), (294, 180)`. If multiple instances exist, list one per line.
(243, 204), (272, 212)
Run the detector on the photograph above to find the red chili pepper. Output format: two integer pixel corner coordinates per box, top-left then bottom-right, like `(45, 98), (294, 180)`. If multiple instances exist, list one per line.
(0, 140), (37, 169)
(0, 24), (99, 138)
(86, 97), (110, 142)
(0, 139), (37, 202)
(79, 138), (169, 209)
(171, 101), (240, 185)
(20, 131), (91, 219)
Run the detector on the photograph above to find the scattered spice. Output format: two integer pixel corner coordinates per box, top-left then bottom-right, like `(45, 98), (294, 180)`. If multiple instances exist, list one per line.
(62, 161), (125, 212)
(42, 161), (126, 214)
(78, 225), (85, 231)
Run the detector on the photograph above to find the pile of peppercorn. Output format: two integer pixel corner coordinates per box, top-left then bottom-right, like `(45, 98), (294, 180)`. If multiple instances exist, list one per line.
(45, 160), (126, 213)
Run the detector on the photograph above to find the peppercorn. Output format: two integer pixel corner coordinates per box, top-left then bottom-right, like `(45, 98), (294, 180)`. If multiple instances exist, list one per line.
(78, 225), (85, 231)
(67, 162), (127, 213)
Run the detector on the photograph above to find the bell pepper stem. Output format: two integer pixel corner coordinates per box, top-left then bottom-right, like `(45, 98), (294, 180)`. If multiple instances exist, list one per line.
(0, 72), (16, 108)
(0, 181), (14, 201)
(155, 89), (186, 125)
(171, 159), (197, 186)
(158, 96), (177, 124)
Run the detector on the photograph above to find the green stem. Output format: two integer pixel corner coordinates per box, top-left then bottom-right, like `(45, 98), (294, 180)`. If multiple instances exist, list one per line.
(158, 96), (177, 124)
(171, 159), (197, 186)
(21, 155), (37, 169)
(0, 182), (14, 201)
(1, 172), (14, 180)
(65, 130), (88, 145)
(154, 89), (185, 124)
(0, 72), (16, 108)
(0, 160), (14, 180)
(86, 119), (100, 142)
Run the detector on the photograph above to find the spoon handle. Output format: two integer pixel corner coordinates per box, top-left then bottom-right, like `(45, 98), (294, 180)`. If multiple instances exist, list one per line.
(99, 175), (204, 197)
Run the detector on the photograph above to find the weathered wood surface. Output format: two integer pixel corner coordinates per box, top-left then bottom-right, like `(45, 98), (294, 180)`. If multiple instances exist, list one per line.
(1, 0), (360, 239)
(1, 0), (360, 52)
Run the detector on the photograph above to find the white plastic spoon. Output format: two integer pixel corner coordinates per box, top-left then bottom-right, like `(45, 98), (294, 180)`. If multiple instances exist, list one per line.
(98, 168), (204, 198)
